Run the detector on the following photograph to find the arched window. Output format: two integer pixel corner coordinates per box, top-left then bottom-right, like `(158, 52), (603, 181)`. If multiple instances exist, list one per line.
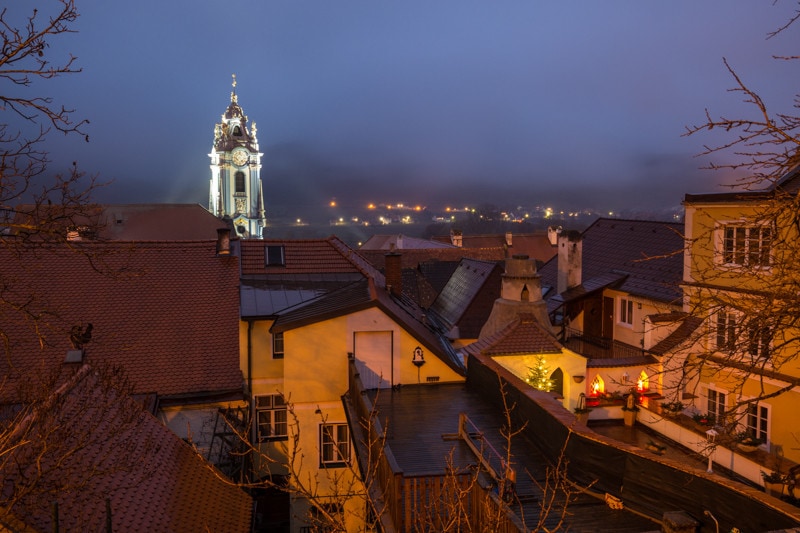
(233, 125), (242, 136)
(591, 375), (604, 396)
(520, 284), (530, 302)
(637, 371), (649, 392)
(235, 171), (246, 193)
(550, 367), (564, 396)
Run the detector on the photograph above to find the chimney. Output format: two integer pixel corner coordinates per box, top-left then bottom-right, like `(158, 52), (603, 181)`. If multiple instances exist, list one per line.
(547, 225), (562, 246)
(505, 232), (513, 247)
(450, 229), (463, 247)
(216, 227), (231, 255)
(384, 251), (402, 297)
(557, 231), (582, 294)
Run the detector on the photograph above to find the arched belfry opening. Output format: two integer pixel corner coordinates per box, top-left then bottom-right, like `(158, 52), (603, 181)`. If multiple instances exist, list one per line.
(521, 284), (530, 302)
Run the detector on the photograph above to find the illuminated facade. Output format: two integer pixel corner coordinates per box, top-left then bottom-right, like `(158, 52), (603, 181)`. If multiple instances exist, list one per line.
(209, 75), (266, 238)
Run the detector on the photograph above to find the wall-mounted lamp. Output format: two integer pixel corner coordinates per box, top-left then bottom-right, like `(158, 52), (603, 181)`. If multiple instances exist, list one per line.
(412, 346), (425, 367)
(573, 375), (585, 384)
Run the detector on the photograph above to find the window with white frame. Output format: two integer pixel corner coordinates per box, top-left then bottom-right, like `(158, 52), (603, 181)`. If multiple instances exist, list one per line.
(719, 223), (772, 268)
(255, 394), (287, 441)
(706, 387), (727, 426)
(713, 309), (771, 360)
(272, 332), (284, 359)
(714, 309), (737, 352)
(320, 423), (350, 467)
(744, 401), (769, 444)
(619, 298), (634, 326)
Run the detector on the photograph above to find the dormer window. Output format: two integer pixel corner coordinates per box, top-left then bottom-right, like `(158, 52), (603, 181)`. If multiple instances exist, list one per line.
(265, 245), (285, 267)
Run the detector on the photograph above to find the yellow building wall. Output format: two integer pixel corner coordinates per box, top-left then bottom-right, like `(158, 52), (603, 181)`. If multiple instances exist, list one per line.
(684, 199), (800, 465)
(244, 306), (464, 531)
(492, 348), (586, 412)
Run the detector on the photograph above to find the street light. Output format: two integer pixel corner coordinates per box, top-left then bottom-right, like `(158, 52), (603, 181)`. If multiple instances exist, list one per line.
(705, 429), (718, 473)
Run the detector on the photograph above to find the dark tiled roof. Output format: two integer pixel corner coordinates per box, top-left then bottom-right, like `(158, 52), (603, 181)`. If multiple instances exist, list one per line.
(0, 241), (242, 402)
(649, 315), (704, 355)
(240, 273), (364, 317)
(272, 279), (373, 332)
(428, 259), (501, 338)
(539, 218), (684, 304)
(1, 365), (252, 532)
(417, 260), (461, 294)
(462, 314), (562, 356)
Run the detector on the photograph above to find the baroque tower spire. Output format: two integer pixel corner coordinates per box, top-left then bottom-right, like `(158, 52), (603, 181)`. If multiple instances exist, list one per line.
(208, 74), (266, 238)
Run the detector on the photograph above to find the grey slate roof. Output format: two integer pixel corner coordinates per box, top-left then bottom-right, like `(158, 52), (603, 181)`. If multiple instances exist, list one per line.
(539, 218), (684, 306)
(428, 259), (502, 338)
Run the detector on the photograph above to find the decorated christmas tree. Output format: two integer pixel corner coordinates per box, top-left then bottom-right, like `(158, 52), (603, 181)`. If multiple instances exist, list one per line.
(526, 356), (553, 392)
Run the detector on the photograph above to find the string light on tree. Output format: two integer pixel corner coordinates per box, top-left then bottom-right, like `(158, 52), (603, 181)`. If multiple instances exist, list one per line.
(526, 356), (553, 392)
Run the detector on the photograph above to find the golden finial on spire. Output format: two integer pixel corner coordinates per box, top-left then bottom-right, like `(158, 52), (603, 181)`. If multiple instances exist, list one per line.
(231, 73), (238, 103)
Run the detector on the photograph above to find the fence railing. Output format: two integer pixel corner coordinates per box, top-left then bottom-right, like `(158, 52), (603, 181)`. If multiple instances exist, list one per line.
(561, 327), (646, 360)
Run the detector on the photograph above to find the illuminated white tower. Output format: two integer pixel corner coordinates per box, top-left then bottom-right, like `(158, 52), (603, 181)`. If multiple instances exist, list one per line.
(209, 74), (266, 238)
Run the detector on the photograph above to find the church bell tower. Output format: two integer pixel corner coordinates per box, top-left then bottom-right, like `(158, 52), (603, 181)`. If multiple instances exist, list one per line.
(208, 74), (266, 238)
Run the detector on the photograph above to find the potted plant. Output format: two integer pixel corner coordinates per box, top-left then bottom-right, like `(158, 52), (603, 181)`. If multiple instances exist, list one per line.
(692, 412), (713, 427)
(761, 470), (787, 498)
(735, 432), (763, 453)
(573, 406), (592, 424)
(660, 400), (684, 418)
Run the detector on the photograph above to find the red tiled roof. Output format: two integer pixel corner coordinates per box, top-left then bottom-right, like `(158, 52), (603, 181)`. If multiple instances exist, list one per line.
(358, 247), (505, 270)
(0, 241), (242, 401)
(1, 365), (252, 532)
(96, 204), (228, 240)
(462, 314), (562, 356)
(431, 232), (556, 263)
(240, 237), (364, 275)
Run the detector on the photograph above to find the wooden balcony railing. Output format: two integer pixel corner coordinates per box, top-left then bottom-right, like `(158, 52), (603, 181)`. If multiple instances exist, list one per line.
(561, 327), (647, 360)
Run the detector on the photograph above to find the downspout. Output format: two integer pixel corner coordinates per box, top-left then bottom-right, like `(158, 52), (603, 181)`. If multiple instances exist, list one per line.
(247, 319), (254, 396)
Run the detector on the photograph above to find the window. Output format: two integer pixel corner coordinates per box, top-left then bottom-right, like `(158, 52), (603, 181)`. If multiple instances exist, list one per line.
(714, 310), (771, 360)
(746, 321), (771, 360)
(235, 171), (246, 193)
(619, 298), (634, 325)
(715, 310), (737, 352)
(320, 423), (350, 467)
(255, 394), (287, 441)
(265, 245), (285, 267)
(706, 388), (727, 425)
(272, 332), (284, 359)
(720, 224), (772, 267)
(745, 402), (769, 443)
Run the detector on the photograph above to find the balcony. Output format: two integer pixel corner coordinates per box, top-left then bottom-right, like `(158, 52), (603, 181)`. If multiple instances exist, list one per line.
(560, 327), (648, 361)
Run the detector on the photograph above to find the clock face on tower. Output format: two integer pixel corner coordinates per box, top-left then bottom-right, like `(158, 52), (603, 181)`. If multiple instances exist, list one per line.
(232, 150), (248, 167)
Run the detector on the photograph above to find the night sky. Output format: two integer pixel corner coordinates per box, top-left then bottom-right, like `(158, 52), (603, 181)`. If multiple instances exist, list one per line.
(25, 1), (800, 215)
